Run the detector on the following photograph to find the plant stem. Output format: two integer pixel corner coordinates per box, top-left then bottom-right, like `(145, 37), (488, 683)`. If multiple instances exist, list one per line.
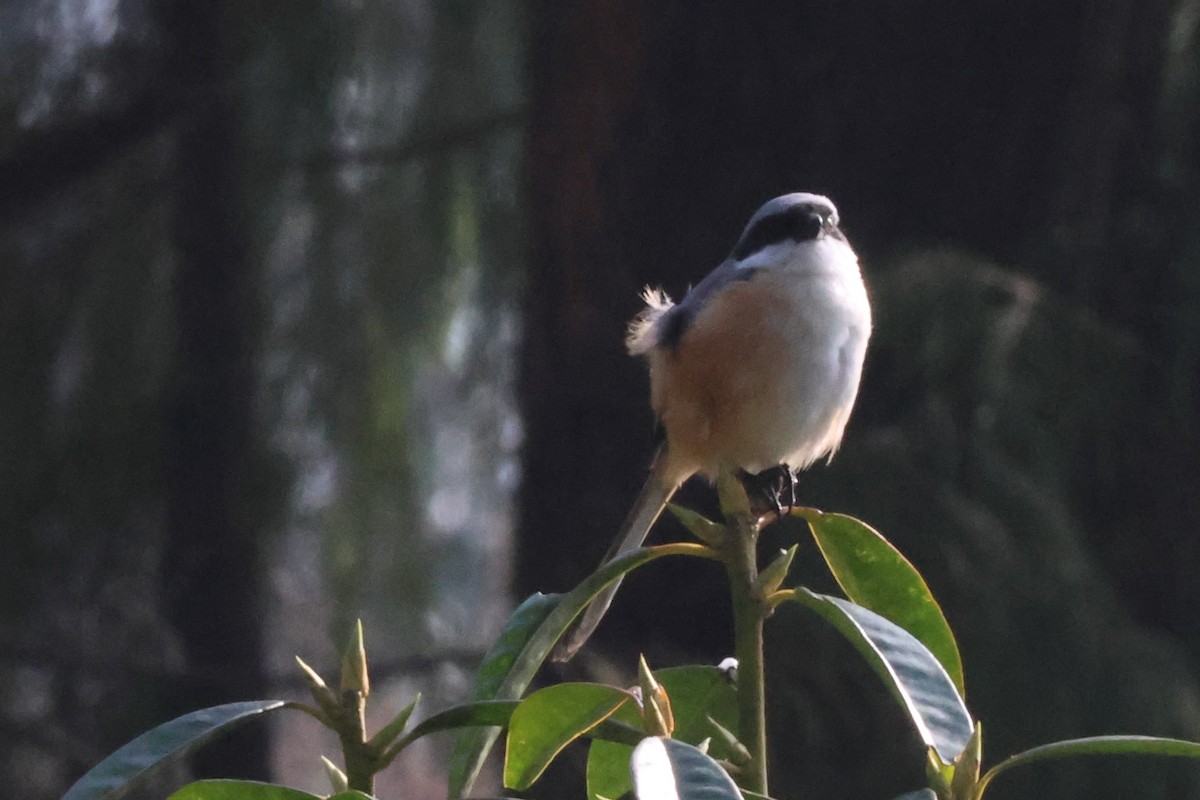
(338, 690), (375, 795)
(724, 512), (768, 795)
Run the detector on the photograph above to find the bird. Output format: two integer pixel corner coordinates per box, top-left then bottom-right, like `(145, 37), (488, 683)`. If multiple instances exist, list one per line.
(554, 192), (872, 662)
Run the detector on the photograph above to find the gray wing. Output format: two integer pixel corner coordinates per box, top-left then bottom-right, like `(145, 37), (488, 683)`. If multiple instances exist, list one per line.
(656, 259), (758, 350)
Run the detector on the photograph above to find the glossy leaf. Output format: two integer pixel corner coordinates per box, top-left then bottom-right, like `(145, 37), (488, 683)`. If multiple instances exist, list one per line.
(589, 717), (649, 747)
(448, 544), (718, 798)
(798, 509), (965, 695)
(62, 701), (287, 800)
(366, 692), (420, 753)
(166, 782), (321, 800)
(446, 592), (559, 797)
(977, 735), (1200, 798)
(631, 737), (742, 800)
(587, 666), (738, 800)
(382, 700), (518, 765)
(588, 735), (639, 800)
(166, 781), (379, 800)
(505, 683), (634, 790)
(790, 590), (973, 762)
(890, 791), (938, 800)
(464, 593), (561, 703)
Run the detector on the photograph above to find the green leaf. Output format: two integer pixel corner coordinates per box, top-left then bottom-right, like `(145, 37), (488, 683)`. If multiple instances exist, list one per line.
(166, 781), (321, 800)
(165, 781), (380, 800)
(631, 737), (742, 799)
(589, 717), (649, 747)
(62, 701), (288, 800)
(790, 590), (972, 763)
(366, 693), (420, 753)
(466, 593), (562, 703)
(449, 543), (719, 798)
(658, 667), (739, 749)
(587, 666), (738, 800)
(447, 592), (559, 797)
(799, 510), (965, 695)
(405, 699), (518, 736)
(382, 699), (519, 766)
(890, 791), (938, 800)
(976, 735), (1200, 798)
(588, 734), (639, 800)
(504, 683), (634, 790)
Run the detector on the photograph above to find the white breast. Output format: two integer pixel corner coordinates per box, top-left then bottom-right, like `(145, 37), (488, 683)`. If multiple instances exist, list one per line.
(747, 239), (870, 470)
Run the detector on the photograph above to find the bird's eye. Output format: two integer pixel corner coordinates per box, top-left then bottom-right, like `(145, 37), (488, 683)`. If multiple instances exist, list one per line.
(732, 203), (829, 260)
(793, 209), (822, 241)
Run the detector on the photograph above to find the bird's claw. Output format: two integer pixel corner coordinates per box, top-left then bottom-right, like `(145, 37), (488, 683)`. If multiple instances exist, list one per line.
(739, 465), (798, 519)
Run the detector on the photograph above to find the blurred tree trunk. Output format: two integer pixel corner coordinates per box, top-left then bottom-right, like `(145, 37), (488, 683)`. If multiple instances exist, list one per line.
(518, 0), (665, 631)
(158, 3), (268, 782)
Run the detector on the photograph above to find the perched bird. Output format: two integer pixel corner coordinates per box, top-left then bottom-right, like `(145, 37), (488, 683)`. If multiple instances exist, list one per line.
(555, 192), (872, 661)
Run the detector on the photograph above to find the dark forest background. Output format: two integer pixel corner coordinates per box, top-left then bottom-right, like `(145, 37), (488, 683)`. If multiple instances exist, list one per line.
(4, 2), (1200, 799)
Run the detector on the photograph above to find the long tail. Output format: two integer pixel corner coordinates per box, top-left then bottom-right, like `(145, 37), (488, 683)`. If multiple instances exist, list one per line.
(553, 450), (680, 662)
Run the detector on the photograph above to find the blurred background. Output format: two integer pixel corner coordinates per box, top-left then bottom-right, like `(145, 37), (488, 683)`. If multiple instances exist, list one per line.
(4, 1), (1200, 799)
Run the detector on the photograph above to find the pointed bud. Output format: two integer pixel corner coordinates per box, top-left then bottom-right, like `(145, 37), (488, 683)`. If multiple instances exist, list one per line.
(924, 748), (953, 798)
(666, 504), (728, 548)
(296, 656), (339, 716)
(716, 466), (752, 519)
(706, 715), (752, 766)
(320, 755), (349, 793)
(340, 619), (370, 698)
(637, 655), (674, 737)
(637, 653), (661, 697)
(752, 545), (798, 599)
(950, 722), (983, 800)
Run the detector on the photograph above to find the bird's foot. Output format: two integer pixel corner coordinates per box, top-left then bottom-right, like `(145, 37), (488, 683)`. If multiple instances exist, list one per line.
(738, 465), (797, 518)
